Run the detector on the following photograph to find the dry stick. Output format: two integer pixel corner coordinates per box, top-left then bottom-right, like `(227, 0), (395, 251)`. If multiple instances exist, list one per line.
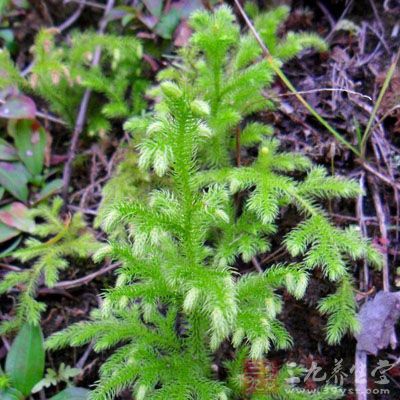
(61, 0), (115, 207)
(251, 257), (263, 273)
(232, 0), (360, 156)
(355, 349), (368, 400)
(278, 88), (372, 101)
(359, 160), (400, 191)
(356, 173), (369, 291)
(64, 0), (106, 10)
(53, 262), (120, 290)
(354, 173), (369, 400)
(369, 179), (390, 292)
(58, 0), (86, 32)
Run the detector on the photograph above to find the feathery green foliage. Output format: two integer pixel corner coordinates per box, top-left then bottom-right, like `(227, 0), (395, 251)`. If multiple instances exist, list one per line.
(47, 5), (381, 399)
(0, 198), (99, 334)
(226, 348), (343, 399)
(0, 29), (145, 135)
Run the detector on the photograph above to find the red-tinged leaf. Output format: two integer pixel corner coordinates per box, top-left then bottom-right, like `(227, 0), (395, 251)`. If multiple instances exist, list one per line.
(171, 0), (204, 18)
(0, 202), (35, 233)
(5, 323), (45, 397)
(0, 138), (18, 161)
(138, 13), (158, 29)
(0, 221), (19, 243)
(10, 119), (47, 175)
(0, 162), (29, 202)
(0, 95), (36, 120)
(174, 20), (192, 47)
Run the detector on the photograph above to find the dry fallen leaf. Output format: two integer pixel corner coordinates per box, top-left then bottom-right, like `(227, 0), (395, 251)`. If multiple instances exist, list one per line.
(356, 291), (400, 355)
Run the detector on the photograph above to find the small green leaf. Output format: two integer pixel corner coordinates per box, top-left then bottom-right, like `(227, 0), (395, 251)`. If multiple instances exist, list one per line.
(0, 388), (24, 400)
(36, 178), (63, 203)
(49, 387), (91, 400)
(0, 162), (29, 201)
(155, 9), (181, 39)
(10, 119), (47, 176)
(0, 221), (19, 243)
(0, 138), (18, 161)
(0, 202), (35, 233)
(5, 323), (45, 396)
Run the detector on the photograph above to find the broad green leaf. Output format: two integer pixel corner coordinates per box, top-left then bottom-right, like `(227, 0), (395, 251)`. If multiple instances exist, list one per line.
(10, 119), (47, 176)
(35, 178), (63, 203)
(0, 221), (19, 243)
(0, 161), (29, 201)
(143, 0), (163, 18)
(0, 388), (24, 400)
(5, 323), (45, 396)
(49, 387), (91, 400)
(0, 202), (35, 233)
(0, 138), (18, 161)
(155, 9), (181, 39)
(0, 95), (36, 120)
(0, 186), (4, 200)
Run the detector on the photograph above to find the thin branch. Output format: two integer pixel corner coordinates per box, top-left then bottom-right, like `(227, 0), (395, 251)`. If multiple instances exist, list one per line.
(54, 262), (120, 290)
(61, 0), (115, 207)
(278, 88), (372, 101)
(359, 160), (400, 191)
(369, 178), (390, 292)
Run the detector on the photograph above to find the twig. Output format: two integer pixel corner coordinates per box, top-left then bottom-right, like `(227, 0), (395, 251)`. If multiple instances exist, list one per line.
(53, 262), (120, 290)
(356, 173), (369, 290)
(0, 263), (22, 271)
(64, 0), (106, 9)
(1, 336), (10, 351)
(319, 0), (354, 42)
(369, 179), (390, 292)
(251, 257), (263, 273)
(355, 174), (369, 400)
(278, 88), (372, 101)
(359, 160), (400, 191)
(58, 0), (85, 31)
(61, 0), (115, 207)
(355, 349), (368, 400)
(75, 342), (94, 370)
